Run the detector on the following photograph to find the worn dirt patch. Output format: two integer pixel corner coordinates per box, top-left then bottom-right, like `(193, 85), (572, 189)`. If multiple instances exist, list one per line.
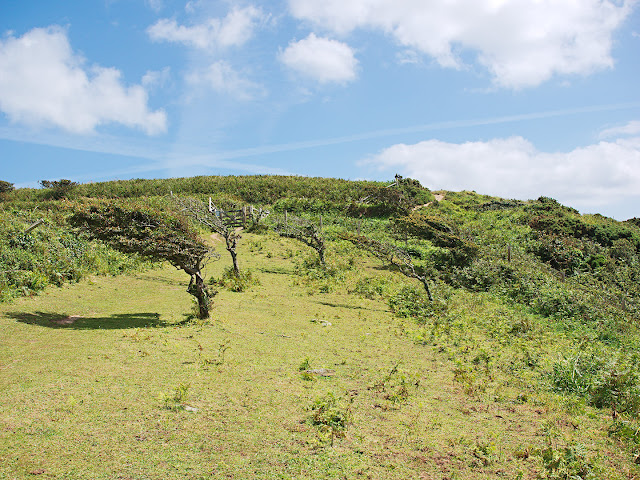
(51, 315), (81, 325)
(412, 193), (446, 211)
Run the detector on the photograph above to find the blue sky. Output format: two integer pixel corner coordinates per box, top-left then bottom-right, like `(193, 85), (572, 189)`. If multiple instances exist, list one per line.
(1, 0), (639, 219)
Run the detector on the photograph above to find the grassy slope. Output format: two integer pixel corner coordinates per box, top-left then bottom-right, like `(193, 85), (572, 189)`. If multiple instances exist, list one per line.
(1, 231), (635, 479)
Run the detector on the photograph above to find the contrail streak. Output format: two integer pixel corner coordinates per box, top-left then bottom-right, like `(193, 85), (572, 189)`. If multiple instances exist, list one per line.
(3, 101), (640, 183)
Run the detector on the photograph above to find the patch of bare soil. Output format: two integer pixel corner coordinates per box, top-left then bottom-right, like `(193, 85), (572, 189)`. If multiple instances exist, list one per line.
(412, 193), (446, 211)
(51, 315), (81, 325)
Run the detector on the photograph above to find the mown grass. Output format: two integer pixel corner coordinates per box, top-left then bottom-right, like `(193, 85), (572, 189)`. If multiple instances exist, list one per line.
(0, 232), (636, 479)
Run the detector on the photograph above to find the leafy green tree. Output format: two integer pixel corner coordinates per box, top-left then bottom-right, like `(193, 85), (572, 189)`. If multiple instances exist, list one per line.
(341, 233), (433, 301)
(68, 200), (218, 318)
(273, 213), (326, 265)
(0, 180), (14, 193)
(40, 179), (79, 199)
(391, 212), (479, 267)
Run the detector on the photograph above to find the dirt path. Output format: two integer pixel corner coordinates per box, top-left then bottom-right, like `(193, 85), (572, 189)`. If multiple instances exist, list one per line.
(412, 193), (445, 211)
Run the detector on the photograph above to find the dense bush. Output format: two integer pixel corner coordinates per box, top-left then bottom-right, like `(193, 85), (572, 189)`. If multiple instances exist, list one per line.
(392, 212), (479, 267)
(551, 349), (640, 414)
(210, 267), (259, 292)
(74, 175), (383, 205)
(0, 208), (142, 301)
(346, 178), (433, 217)
(526, 197), (640, 252)
(39, 179), (79, 200)
(389, 285), (446, 322)
(0, 180), (14, 194)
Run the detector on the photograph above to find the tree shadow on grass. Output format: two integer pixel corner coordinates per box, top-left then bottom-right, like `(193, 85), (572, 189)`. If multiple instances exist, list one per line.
(313, 300), (387, 312)
(6, 311), (174, 330)
(134, 274), (186, 287)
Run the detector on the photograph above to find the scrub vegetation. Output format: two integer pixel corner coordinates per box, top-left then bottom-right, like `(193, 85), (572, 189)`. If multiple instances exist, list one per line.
(1, 175), (639, 479)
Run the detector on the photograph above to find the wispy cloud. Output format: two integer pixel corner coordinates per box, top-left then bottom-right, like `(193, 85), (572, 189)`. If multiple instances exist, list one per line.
(147, 6), (265, 51)
(3, 101), (639, 168)
(5, 102), (640, 187)
(599, 120), (640, 139)
(186, 61), (266, 100)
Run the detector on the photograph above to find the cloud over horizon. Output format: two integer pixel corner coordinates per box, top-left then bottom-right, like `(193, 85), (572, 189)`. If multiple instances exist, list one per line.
(0, 26), (167, 135)
(364, 133), (640, 210)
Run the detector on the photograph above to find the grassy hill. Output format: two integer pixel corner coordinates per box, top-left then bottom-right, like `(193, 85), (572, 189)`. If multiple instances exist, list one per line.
(1, 175), (639, 479)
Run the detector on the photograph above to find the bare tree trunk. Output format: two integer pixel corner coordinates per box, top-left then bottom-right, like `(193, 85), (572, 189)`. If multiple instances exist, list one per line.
(318, 246), (326, 266)
(229, 248), (240, 277)
(225, 233), (241, 277)
(187, 271), (211, 319)
(420, 277), (433, 302)
(194, 273), (210, 319)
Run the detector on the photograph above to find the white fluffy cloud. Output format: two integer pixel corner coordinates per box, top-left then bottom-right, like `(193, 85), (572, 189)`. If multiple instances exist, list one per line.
(186, 61), (265, 100)
(0, 26), (167, 135)
(279, 33), (358, 84)
(147, 5), (264, 50)
(364, 135), (640, 208)
(288, 0), (633, 89)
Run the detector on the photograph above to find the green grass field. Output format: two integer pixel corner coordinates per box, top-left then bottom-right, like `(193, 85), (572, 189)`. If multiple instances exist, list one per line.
(1, 232), (636, 479)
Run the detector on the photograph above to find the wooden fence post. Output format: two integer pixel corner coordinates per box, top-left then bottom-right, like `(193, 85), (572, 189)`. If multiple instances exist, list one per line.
(319, 215), (323, 231)
(24, 218), (44, 234)
(284, 210), (288, 228)
(242, 206), (247, 228)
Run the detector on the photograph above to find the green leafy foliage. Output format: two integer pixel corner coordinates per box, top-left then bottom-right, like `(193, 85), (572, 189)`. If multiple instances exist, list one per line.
(392, 212), (479, 267)
(39, 179), (79, 200)
(388, 285), (446, 322)
(162, 383), (191, 411)
(0, 180), (14, 194)
(308, 392), (351, 446)
(347, 177), (433, 217)
(272, 213), (326, 265)
(67, 199), (217, 318)
(527, 196), (640, 252)
(210, 266), (259, 292)
(537, 442), (599, 479)
(551, 349), (640, 414)
(0, 208), (140, 301)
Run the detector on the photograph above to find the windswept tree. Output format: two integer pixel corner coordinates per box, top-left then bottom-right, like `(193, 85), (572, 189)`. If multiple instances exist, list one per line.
(0, 180), (14, 194)
(68, 200), (218, 319)
(172, 195), (242, 277)
(273, 214), (326, 266)
(40, 179), (79, 200)
(341, 233), (433, 301)
(391, 212), (478, 268)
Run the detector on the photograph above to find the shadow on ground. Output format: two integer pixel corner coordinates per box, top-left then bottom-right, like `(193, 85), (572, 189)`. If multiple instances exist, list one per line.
(6, 311), (175, 329)
(313, 300), (387, 312)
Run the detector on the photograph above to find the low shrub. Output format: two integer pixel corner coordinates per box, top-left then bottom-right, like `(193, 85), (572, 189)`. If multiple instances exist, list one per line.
(551, 349), (640, 414)
(210, 267), (259, 292)
(308, 392), (351, 446)
(349, 276), (392, 299)
(389, 285), (447, 323)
